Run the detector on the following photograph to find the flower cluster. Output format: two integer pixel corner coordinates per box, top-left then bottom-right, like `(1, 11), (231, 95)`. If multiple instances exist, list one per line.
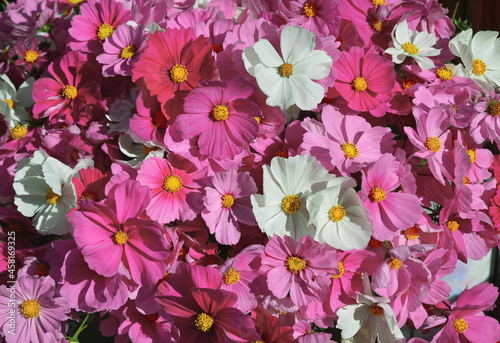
(0, 0), (500, 342)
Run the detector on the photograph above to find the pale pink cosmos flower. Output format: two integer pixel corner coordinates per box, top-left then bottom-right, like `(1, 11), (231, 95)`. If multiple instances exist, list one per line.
(136, 155), (205, 224)
(261, 234), (338, 307)
(361, 153), (423, 241)
(201, 169), (258, 245)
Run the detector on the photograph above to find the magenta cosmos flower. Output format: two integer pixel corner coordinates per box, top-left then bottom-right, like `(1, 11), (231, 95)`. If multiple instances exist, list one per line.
(68, 0), (132, 54)
(13, 38), (47, 72)
(32, 51), (101, 125)
(0, 275), (68, 343)
(136, 155), (205, 224)
(96, 24), (148, 77)
(281, 0), (339, 37)
(201, 169), (258, 245)
(334, 46), (395, 115)
(69, 180), (170, 287)
(132, 27), (217, 105)
(175, 77), (260, 159)
(262, 234), (339, 307)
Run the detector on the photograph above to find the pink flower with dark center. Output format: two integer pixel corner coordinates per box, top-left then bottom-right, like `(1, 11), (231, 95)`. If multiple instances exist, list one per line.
(69, 180), (170, 287)
(72, 166), (111, 204)
(132, 27), (217, 105)
(333, 46), (395, 115)
(176, 77), (260, 159)
(68, 0), (132, 54)
(281, 0), (339, 37)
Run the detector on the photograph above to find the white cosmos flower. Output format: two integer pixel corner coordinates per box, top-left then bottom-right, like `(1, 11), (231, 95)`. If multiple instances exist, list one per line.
(13, 151), (92, 235)
(307, 177), (371, 251)
(449, 29), (500, 88)
(251, 155), (332, 240)
(385, 20), (441, 70)
(243, 25), (332, 111)
(118, 133), (164, 167)
(0, 75), (34, 128)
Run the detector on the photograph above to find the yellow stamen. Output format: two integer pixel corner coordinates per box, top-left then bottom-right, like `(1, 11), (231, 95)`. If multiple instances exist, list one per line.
(3, 99), (14, 109)
(389, 258), (403, 270)
(436, 66), (453, 81)
(223, 267), (240, 285)
(332, 261), (344, 279)
(120, 45), (135, 59)
(254, 116), (261, 124)
(487, 101), (500, 117)
(114, 231), (128, 245)
(329, 205), (346, 222)
(62, 85), (77, 100)
(282, 195), (301, 214)
(303, 3), (318, 17)
(97, 23), (114, 40)
(25, 50), (39, 63)
(81, 191), (97, 201)
(463, 176), (470, 185)
(372, 0), (385, 7)
(163, 175), (182, 193)
(10, 124), (27, 139)
(21, 299), (41, 318)
(371, 18), (384, 32)
(143, 145), (159, 155)
(351, 77), (367, 92)
(369, 303), (384, 316)
(68, 0), (83, 4)
(472, 59), (486, 75)
(221, 194), (234, 208)
(403, 42), (419, 55)
(404, 226), (420, 240)
(170, 64), (188, 83)
(279, 63), (293, 78)
(466, 149), (476, 163)
(425, 137), (441, 153)
(453, 318), (468, 333)
(195, 313), (213, 332)
(211, 105), (229, 121)
(370, 187), (386, 202)
(285, 256), (306, 273)
(341, 142), (359, 158)
(45, 189), (61, 205)
(446, 220), (459, 232)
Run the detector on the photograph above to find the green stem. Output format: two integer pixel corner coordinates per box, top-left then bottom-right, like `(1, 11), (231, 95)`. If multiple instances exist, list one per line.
(69, 314), (90, 343)
(48, 30), (62, 56)
(431, 304), (449, 318)
(290, 106), (294, 121)
(451, 1), (459, 21)
(385, 240), (391, 251)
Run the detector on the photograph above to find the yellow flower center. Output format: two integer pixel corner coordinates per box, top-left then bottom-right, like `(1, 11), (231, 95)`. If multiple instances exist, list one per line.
(402, 78), (417, 92)
(120, 45), (135, 59)
(446, 220), (459, 232)
(25, 50), (39, 63)
(371, 18), (384, 32)
(436, 66), (453, 81)
(369, 303), (384, 316)
(466, 149), (476, 163)
(389, 258), (403, 270)
(275, 149), (289, 158)
(303, 3), (318, 17)
(221, 194), (234, 208)
(195, 313), (214, 332)
(223, 267), (240, 285)
(329, 205), (346, 222)
(333, 261), (344, 279)
(372, 0), (385, 7)
(10, 124), (27, 139)
(404, 226), (420, 240)
(370, 187), (386, 202)
(62, 85), (77, 100)
(45, 189), (61, 205)
(21, 299), (41, 318)
(97, 23), (114, 40)
(282, 195), (301, 214)
(351, 77), (367, 92)
(254, 116), (261, 124)
(3, 99), (14, 109)
(463, 176), (470, 185)
(279, 63), (293, 78)
(81, 191), (97, 201)
(403, 42), (419, 55)
(472, 59), (486, 75)
(285, 256), (306, 273)
(68, 0), (83, 4)
(487, 101), (500, 117)
(114, 231), (128, 245)
(163, 175), (183, 193)
(341, 142), (359, 158)
(453, 318), (468, 333)
(142, 145), (159, 155)
(425, 136), (441, 153)
(251, 341), (265, 343)
(170, 64), (188, 83)
(211, 105), (229, 121)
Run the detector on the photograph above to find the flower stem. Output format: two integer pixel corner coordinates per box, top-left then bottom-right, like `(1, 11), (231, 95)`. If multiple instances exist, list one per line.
(68, 314), (90, 343)
(290, 106), (294, 121)
(452, 1), (459, 21)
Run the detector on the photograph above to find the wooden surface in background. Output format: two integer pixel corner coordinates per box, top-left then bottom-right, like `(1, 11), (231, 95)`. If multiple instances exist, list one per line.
(440, 0), (500, 32)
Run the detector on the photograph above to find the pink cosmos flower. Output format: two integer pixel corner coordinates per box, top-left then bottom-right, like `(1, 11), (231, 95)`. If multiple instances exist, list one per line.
(261, 235), (338, 307)
(404, 107), (455, 185)
(433, 283), (500, 342)
(136, 155), (205, 224)
(0, 275), (68, 343)
(72, 166), (111, 204)
(201, 169), (258, 245)
(251, 305), (295, 342)
(13, 38), (47, 72)
(32, 51), (102, 125)
(470, 90), (500, 145)
(69, 180), (170, 287)
(361, 153), (423, 241)
(280, 0), (339, 37)
(175, 78), (260, 159)
(300, 106), (395, 174)
(132, 27), (217, 105)
(333, 46), (395, 115)
(96, 23), (148, 77)
(68, 0), (132, 54)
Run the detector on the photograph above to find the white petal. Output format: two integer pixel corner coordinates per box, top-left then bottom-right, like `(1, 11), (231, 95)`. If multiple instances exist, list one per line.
(292, 50), (332, 80)
(253, 39), (283, 68)
(280, 25), (315, 64)
(288, 75), (325, 110)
